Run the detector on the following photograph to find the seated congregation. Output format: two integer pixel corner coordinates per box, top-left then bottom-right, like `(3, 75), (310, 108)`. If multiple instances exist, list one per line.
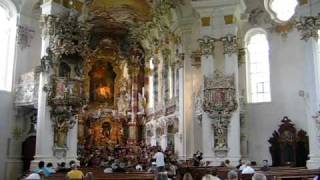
(20, 144), (320, 180)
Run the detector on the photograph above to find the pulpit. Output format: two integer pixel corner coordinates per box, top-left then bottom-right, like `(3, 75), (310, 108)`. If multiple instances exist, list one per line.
(268, 117), (309, 167)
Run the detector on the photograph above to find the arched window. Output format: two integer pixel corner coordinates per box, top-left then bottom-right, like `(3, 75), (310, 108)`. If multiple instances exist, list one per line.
(0, 0), (17, 91)
(148, 58), (154, 109)
(246, 29), (271, 103)
(265, 0), (298, 22)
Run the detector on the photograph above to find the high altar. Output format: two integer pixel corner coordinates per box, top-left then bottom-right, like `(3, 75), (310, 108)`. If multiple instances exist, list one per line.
(29, 0), (245, 168)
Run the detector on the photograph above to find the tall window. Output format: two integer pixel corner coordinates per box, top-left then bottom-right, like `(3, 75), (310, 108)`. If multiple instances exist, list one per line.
(246, 29), (271, 103)
(265, 0), (298, 22)
(0, 0), (16, 91)
(148, 59), (154, 108)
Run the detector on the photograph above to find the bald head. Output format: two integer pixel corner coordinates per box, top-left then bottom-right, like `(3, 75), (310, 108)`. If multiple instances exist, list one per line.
(252, 173), (267, 180)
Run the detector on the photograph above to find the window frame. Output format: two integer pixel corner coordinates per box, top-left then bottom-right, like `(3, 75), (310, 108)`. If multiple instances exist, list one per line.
(0, 0), (17, 92)
(245, 28), (272, 104)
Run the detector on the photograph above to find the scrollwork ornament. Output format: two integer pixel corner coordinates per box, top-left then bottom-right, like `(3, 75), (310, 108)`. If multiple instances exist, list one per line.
(295, 14), (320, 41)
(220, 34), (238, 56)
(198, 36), (216, 57)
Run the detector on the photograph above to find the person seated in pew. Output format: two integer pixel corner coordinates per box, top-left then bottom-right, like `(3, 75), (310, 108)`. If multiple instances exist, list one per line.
(25, 170), (45, 180)
(260, 160), (270, 171)
(252, 173), (266, 180)
(241, 161), (255, 174)
(238, 160), (246, 171)
(236, 159), (243, 169)
(66, 161), (84, 179)
(103, 165), (113, 173)
(56, 162), (70, 173)
(34, 161), (50, 177)
(201, 168), (221, 180)
(227, 170), (238, 180)
(46, 162), (56, 174)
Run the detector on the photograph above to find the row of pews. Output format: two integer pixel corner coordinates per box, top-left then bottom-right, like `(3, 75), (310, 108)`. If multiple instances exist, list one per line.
(177, 166), (320, 180)
(46, 168), (156, 180)
(23, 166), (320, 180)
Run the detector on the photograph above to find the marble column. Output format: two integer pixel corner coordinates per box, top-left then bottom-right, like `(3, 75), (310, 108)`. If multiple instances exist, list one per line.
(223, 33), (241, 164)
(177, 58), (185, 159)
(302, 37), (320, 169)
(32, 1), (76, 170)
(201, 51), (216, 162)
(128, 66), (139, 144)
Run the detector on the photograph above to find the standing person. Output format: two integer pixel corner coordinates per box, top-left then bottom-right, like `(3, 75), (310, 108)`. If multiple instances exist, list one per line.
(153, 148), (165, 172)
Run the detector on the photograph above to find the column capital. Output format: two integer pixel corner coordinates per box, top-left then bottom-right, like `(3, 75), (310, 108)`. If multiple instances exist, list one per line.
(220, 34), (238, 56)
(198, 36), (216, 56)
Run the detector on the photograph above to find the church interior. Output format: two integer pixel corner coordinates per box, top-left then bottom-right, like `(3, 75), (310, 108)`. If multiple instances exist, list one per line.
(0, 0), (320, 179)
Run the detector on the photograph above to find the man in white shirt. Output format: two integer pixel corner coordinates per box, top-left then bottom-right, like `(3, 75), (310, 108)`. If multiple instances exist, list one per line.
(153, 148), (165, 172)
(241, 161), (255, 174)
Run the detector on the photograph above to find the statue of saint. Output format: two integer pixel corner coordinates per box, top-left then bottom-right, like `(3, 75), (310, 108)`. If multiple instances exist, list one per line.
(54, 118), (68, 148)
(40, 48), (53, 73)
(214, 118), (228, 149)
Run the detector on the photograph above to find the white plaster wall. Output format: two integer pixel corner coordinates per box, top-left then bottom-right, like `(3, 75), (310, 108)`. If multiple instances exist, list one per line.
(246, 30), (308, 165)
(15, 15), (42, 78)
(0, 92), (14, 180)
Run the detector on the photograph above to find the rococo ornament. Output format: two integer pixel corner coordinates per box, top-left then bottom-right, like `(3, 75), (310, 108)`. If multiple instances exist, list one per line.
(198, 36), (216, 57)
(295, 14), (320, 41)
(40, 13), (91, 57)
(220, 34), (238, 56)
(203, 70), (238, 157)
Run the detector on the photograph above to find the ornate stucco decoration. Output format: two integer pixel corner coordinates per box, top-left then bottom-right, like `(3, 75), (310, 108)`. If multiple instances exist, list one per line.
(15, 69), (41, 108)
(17, 25), (35, 50)
(295, 15), (320, 41)
(203, 70), (238, 157)
(40, 13), (91, 57)
(198, 36), (216, 57)
(248, 7), (272, 26)
(220, 34), (238, 56)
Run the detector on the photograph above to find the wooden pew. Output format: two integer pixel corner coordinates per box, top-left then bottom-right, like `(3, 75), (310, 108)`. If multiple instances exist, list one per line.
(46, 171), (156, 180)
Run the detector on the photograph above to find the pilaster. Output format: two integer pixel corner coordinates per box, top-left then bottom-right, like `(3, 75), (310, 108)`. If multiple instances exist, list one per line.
(192, 0), (245, 165)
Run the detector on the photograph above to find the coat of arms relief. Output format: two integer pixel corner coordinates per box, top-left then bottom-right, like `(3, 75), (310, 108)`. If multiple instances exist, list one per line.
(203, 70), (238, 157)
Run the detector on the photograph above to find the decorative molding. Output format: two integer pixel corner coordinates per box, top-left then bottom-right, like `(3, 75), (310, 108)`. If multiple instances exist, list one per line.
(220, 34), (238, 56)
(198, 36), (216, 57)
(17, 25), (35, 50)
(295, 14), (320, 41)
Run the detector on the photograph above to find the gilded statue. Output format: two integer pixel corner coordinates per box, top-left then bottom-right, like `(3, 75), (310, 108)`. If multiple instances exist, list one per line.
(53, 112), (76, 148)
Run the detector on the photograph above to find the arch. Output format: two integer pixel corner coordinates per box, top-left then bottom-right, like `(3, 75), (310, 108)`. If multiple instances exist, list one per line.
(245, 28), (271, 103)
(0, 0), (17, 91)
